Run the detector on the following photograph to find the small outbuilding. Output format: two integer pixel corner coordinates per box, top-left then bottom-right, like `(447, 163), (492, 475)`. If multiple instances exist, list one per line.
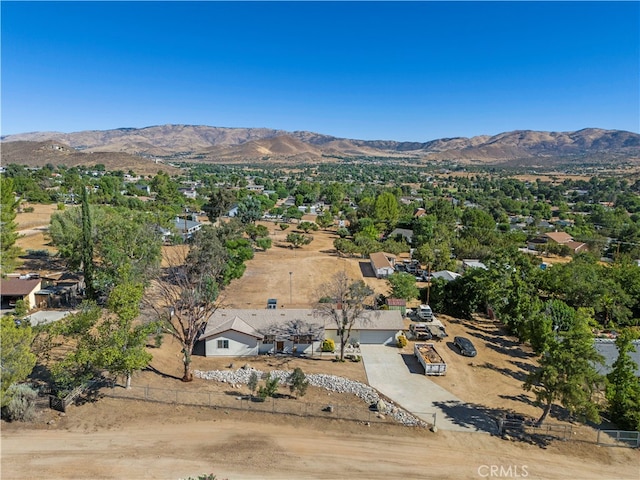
(370, 252), (395, 278)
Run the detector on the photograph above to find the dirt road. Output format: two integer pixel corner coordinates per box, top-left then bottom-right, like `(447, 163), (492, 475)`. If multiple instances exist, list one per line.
(2, 398), (638, 480)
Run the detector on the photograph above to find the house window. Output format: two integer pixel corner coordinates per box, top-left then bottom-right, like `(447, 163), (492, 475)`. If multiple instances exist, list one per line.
(217, 339), (229, 349)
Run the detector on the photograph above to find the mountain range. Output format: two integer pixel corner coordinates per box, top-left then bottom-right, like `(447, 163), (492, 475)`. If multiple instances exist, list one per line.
(2, 125), (639, 168)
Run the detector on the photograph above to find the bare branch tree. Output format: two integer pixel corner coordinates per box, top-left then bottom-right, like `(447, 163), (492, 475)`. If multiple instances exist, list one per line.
(313, 272), (374, 361)
(146, 240), (224, 382)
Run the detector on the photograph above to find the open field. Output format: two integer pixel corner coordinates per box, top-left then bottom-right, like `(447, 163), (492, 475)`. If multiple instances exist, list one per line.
(219, 219), (393, 308)
(3, 205), (639, 479)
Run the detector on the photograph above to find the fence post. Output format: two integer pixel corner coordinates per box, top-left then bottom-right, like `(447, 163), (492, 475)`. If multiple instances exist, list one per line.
(433, 412), (437, 429)
(596, 429), (601, 445)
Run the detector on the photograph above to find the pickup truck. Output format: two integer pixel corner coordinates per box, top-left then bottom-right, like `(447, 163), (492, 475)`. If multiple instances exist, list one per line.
(409, 322), (433, 340)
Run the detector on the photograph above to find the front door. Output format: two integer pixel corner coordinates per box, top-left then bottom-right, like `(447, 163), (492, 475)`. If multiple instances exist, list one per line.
(276, 341), (284, 352)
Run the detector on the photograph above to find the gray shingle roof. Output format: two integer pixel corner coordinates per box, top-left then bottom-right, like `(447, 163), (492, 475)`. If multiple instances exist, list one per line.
(202, 308), (403, 338)
(594, 339), (640, 377)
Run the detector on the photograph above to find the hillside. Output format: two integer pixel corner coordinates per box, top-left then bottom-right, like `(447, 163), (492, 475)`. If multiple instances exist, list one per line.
(0, 140), (180, 175)
(2, 125), (639, 167)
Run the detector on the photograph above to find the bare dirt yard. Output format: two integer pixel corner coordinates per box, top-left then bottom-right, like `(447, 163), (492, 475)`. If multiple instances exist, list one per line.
(3, 207), (639, 479)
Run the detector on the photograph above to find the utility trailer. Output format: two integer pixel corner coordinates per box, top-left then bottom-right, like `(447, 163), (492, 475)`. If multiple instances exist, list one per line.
(426, 321), (448, 340)
(414, 343), (447, 376)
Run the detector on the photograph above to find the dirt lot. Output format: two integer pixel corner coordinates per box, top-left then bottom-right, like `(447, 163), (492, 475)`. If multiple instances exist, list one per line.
(219, 219), (394, 308)
(3, 206), (639, 479)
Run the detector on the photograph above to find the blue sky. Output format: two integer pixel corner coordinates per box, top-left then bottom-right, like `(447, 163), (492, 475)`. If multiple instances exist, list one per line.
(2, 1), (638, 141)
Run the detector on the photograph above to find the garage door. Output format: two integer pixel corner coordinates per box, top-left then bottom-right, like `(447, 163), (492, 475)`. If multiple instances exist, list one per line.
(359, 330), (395, 345)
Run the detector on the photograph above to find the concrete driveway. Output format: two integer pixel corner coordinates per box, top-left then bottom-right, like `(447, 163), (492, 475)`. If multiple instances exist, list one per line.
(360, 344), (497, 433)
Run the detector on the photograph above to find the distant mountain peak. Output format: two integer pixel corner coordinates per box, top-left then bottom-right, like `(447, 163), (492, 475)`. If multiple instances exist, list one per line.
(2, 125), (639, 166)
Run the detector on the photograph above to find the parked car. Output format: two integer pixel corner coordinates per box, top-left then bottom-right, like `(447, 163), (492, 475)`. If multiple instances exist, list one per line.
(453, 336), (477, 357)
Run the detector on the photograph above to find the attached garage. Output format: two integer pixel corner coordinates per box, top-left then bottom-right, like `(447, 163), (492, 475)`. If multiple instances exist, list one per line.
(323, 310), (404, 346)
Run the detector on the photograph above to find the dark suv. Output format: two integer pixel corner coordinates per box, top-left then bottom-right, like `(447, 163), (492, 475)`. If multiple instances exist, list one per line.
(453, 336), (477, 357)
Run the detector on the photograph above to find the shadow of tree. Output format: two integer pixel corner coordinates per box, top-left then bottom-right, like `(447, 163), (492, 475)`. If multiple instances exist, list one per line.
(431, 400), (502, 434)
(498, 394), (576, 423)
(144, 365), (182, 381)
(479, 362), (528, 382)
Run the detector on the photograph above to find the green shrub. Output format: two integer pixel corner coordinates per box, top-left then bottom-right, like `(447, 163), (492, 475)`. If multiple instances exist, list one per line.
(321, 338), (335, 352)
(396, 334), (408, 348)
(3, 384), (38, 422)
(257, 372), (279, 399)
(248, 371), (259, 396)
(287, 367), (309, 398)
(22, 207), (35, 213)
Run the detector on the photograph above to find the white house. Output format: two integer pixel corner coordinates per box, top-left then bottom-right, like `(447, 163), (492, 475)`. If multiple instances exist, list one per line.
(462, 259), (488, 271)
(370, 252), (395, 278)
(323, 310), (404, 346)
(197, 309), (404, 357)
(199, 309), (324, 357)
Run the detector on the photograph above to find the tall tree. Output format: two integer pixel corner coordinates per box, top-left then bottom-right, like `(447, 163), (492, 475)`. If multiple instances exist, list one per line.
(0, 177), (22, 274)
(81, 186), (96, 299)
(374, 191), (400, 231)
(387, 272), (419, 302)
(236, 196), (263, 224)
(203, 188), (236, 222)
(314, 272), (374, 361)
(99, 278), (154, 389)
(524, 308), (604, 425)
(0, 316), (37, 407)
(148, 234), (225, 381)
(50, 206), (162, 297)
(606, 330), (640, 431)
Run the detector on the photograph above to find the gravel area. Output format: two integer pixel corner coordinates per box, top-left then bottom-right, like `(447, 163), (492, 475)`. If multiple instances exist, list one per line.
(194, 367), (427, 427)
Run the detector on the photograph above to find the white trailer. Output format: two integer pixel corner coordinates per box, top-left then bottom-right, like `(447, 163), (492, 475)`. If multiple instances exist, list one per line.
(414, 343), (447, 376)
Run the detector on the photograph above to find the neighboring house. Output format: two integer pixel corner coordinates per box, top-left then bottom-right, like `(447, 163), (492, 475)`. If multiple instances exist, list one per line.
(388, 228), (414, 244)
(370, 252), (395, 278)
(385, 298), (407, 316)
(565, 241), (589, 254)
(36, 272), (85, 308)
(413, 208), (427, 218)
(178, 187), (197, 200)
(197, 309), (404, 356)
(0, 274), (42, 310)
(431, 270), (461, 282)
(226, 205), (239, 218)
(173, 216), (202, 241)
(544, 231), (574, 244)
(593, 339), (640, 377)
(528, 232), (588, 254)
(462, 259), (488, 271)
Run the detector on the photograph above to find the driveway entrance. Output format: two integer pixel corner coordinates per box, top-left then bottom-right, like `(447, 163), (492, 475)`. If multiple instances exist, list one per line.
(360, 345), (496, 433)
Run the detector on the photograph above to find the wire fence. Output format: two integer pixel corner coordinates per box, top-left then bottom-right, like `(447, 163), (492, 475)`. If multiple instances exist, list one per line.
(596, 429), (640, 448)
(101, 384), (393, 424)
